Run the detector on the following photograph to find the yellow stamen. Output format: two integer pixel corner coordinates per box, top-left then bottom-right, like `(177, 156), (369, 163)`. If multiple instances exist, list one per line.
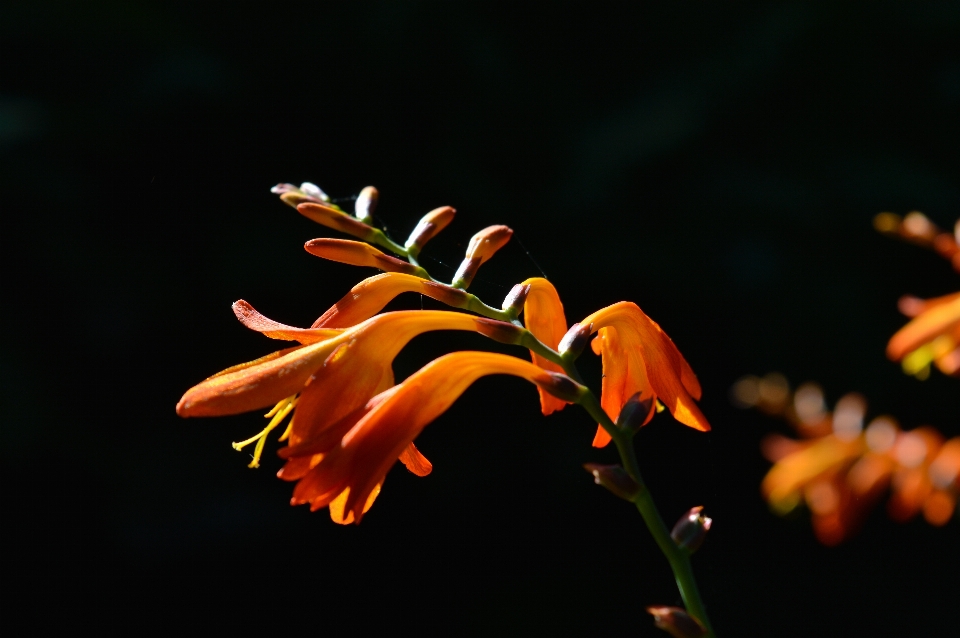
(232, 395), (299, 468)
(902, 345), (934, 380)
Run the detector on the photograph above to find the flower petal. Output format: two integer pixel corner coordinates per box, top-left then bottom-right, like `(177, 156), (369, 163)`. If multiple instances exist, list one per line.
(521, 277), (569, 415)
(233, 300), (343, 344)
(311, 273), (469, 328)
(177, 339), (341, 417)
(398, 442), (433, 476)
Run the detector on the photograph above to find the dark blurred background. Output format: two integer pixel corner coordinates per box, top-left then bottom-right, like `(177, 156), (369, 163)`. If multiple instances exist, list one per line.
(2, 0), (958, 634)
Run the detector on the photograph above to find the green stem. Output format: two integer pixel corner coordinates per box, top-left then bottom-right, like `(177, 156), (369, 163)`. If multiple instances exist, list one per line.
(580, 392), (715, 637)
(369, 229), (410, 258)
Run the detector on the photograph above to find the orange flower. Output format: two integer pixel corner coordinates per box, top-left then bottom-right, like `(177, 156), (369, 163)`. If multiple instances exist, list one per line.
(886, 291), (960, 378)
(177, 308), (542, 471)
(277, 351), (583, 523)
(579, 302), (708, 446)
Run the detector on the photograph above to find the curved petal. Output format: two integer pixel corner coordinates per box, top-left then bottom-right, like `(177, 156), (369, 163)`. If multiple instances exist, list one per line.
(176, 338), (342, 417)
(522, 277), (569, 415)
(311, 273), (469, 329)
(398, 442), (433, 476)
(887, 293), (960, 360)
(233, 300), (344, 344)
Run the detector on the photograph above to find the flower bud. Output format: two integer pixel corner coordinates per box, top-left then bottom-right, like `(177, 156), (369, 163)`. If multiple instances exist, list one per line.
(501, 283), (531, 316)
(646, 607), (707, 638)
(354, 186), (378, 224)
(405, 206), (456, 253)
(558, 323), (591, 359)
(272, 182), (330, 208)
(670, 506), (712, 554)
(304, 238), (427, 277)
(298, 203), (376, 242)
(472, 317), (525, 345)
(451, 225), (513, 289)
(534, 372), (585, 404)
(617, 392), (654, 433)
(583, 463), (640, 501)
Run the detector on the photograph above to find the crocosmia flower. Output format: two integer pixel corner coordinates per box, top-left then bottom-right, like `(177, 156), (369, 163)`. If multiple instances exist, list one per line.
(277, 351), (582, 523)
(579, 302), (708, 446)
(177, 308), (542, 479)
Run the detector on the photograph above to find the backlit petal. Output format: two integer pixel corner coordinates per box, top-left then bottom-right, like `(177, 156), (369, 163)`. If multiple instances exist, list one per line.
(311, 273), (469, 328)
(521, 277), (569, 415)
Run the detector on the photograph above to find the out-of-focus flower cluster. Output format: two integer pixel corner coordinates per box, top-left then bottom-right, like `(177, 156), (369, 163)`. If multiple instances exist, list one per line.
(733, 373), (960, 545)
(875, 211), (960, 379)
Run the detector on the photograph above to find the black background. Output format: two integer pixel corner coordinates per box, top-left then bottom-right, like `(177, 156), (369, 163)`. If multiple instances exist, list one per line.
(2, 1), (958, 634)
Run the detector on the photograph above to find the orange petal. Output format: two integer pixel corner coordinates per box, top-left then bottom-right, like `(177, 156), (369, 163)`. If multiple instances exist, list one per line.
(311, 273), (469, 328)
(398, 442), (433, 476)
(177, 339), (342, 417)
(522, 278), (569, 415)
(887, 293), (960, 360)
(304, 238), (425, 276)
(232, 300), (343, 344)
(328, 483), (382, 525)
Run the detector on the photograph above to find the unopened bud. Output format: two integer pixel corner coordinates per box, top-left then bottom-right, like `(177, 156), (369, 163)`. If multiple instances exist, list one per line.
(451, 225), (514, 289)
(272, 182), (330, 208)
(670, 506), (712, 554)
(501, 283), (531, 315)
(646, 607), (707, 638)
(583, 463), (640, 501)
(354, 186), (378, 224)
(299, 182), (330, 202)
(304, 238), (426, 277)
(558, 323), (591, 359)
(535, 372), (585, 404)
(298, 203), (376, 242)
(472, 317), (525, 345)
(617, 392), (654, 433)
(465, 224), (513, 262)
(405, 206), (456, 252)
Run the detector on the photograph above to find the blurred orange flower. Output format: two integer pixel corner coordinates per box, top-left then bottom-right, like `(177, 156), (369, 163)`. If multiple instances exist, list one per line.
(887, 292), (960, 379)
(580, 302), (708, 447)
(277, 351), (581, 523)
(736, 374), (960, 545)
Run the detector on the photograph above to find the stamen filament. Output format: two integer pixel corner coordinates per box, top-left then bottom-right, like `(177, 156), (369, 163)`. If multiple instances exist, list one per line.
(232, 395), (299, 468)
